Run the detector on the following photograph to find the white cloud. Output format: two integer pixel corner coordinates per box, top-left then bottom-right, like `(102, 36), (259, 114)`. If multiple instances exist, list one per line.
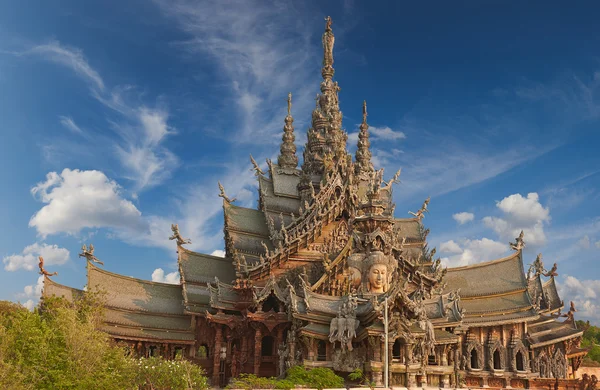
(482, 192), (550, 247)
(22, 276), (45, 298)
(595, 240), (600, 249)
(151, 268), (180, 284)
(369, 126), (406, 140)
(29, 169), (144, 238)
(440, 240), (462, 254)
(59, 116), (84, 134)
(26, 41), (105, 91)
(24, 300), (36, 311)
(557, 275), (600, 322)
(453, 212), (474, 225)
(577, 235), (591, 249)
(210, 249), (225, 257)
(440, 238), (508, 267)
(3, 243), (70, 272)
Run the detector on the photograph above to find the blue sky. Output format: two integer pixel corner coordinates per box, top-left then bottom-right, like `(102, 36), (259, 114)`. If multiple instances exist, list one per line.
(2, 1), (600, 321)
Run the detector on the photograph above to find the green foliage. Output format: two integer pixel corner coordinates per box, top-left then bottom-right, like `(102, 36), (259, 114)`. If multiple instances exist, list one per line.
(577, 320), (600, 366)
(0, 297), (209, 390)
(348, 368), (375, 389)
(134, 356), (208, 390)
(227, 367), (344, 390)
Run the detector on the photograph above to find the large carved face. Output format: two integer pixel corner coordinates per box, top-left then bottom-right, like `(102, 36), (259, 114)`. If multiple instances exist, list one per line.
(368, 263), (388, 293)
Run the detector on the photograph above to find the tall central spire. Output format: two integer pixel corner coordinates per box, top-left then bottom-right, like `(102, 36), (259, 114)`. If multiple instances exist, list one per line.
(302, 16), (347, 176)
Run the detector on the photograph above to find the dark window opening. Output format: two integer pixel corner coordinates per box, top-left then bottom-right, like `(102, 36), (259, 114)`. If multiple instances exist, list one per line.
(493, 349), (501, 370)
(428, 355), (438, 365)
(470, 349), (479, 369)
(262, 336), (274, 356)
(317, 340), (327, 361)
(198, 345), (209, 359)
(516, 351), (524, 371)
(393, 340), (402, 360)
(149, 345), (158, 357)
(262, 294), (280, 312)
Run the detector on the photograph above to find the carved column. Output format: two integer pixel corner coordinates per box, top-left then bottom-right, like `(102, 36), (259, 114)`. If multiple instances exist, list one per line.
(241, 335), (248, 374)
(213, 326), (223, 385)
(276, 327), (284, 377)
(254, 328), (262, 375)
(407, 373), (417, 389)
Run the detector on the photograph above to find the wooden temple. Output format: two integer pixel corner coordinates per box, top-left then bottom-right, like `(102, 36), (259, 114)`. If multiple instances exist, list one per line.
(42, 16), (587, 389)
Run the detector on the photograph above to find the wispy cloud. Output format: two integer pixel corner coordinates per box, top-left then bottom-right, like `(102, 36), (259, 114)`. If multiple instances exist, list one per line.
(153, 0), (323, 145)
(59, 116), (85, 135)
(16, 41), (178, 192)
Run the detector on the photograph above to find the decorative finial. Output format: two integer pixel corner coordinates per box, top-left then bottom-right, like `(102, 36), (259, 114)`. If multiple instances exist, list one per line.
(250, 154), (264, 177)
(277, 93), (298, 170)
(509, 230), (525, 251)
(408, 197), (430, 220)
(362, 100), (367, 122)
(79, 244), (104, 266)
(218, 182), (236, 204)
(325, 16), (332, 31)
(169, 223), (191, 246)
(38, 256), (58, 277)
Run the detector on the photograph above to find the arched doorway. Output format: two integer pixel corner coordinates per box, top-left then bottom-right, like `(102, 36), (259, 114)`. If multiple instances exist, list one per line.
(470, 348), (479, 369)
(493, 349), (501, 370)
(516, 351), (524, 371)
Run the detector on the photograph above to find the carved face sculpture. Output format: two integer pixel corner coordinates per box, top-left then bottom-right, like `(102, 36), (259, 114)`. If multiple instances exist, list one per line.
(368, 263), (388, 293)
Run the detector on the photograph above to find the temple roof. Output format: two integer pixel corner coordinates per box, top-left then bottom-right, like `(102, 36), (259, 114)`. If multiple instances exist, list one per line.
(271, 165), (302, 198)
(259, 175), (301, 215)
(224, 202), (270, 237)
(444, 251), (527, 297)
(178, 246), (235, 285)
(527, 315), (583, 348)
(87, 262), (186, 316)
(41, 276), (84, 302)
(542, 276), (563, 312)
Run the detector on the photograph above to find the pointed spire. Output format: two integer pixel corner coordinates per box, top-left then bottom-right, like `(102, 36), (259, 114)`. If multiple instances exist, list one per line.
(355, 100), (373, 174)
(277, 92), (298, 170)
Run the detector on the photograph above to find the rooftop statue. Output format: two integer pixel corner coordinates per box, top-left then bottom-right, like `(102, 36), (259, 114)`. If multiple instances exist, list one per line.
(249, 155), (264, 177)
(382, 169), (402, 191)
(79, 244), (104, 266)
(38, 256), (58, 277)
(169, 223), (191, 246)
(543, 262), (558, 277)
(218, 181), (236, 204)
(409, 196), (430, 220)
(510, 230), (525, 251)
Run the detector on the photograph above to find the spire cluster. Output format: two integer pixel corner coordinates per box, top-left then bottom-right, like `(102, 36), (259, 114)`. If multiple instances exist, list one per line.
(355, 100), (374, 174)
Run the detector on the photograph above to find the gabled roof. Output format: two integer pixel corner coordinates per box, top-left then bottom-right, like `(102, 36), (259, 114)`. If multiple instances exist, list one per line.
(542, 276), (563, 312)
(444, 251), (527, 297)
(41, 276), (84, 302)
(178, 246), (235, 285)
(271, 165), (302, 198)
(87, 262), (185, 316)
(259, 175), (301, 214)
(527, 315), (583, 348)
(224, 202), (270, 237)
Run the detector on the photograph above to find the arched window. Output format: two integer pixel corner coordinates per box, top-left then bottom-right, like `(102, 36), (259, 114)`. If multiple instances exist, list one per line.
(392, 340), (402, 360)
(197, 344), (209, 359)
(493, 350), (501, 370)
(471, 348), (479, 369)
(262, 336), (274, 356)
(516, 351), (524, 371)
(317, 340), (327, 361)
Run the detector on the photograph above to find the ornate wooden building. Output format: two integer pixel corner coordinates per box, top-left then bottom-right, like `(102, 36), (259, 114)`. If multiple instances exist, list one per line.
(42, 17), (587, 389)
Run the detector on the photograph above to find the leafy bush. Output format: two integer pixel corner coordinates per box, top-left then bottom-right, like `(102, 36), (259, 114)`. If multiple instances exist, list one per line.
(0, 295), (209, 390)
(227, 367), (344, 390)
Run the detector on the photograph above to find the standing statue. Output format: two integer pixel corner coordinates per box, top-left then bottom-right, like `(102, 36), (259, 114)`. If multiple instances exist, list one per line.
(38, 256), (58, 277)
(322, 16), (335, 67)
(218, 182), (236, 204)
(510, 230), (525, 251)
(169, 224), (191, 246)
(79, 244), (104, 266)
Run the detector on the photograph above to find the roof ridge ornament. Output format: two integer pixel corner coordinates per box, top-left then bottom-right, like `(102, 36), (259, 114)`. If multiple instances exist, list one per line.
(249, 154), (264, 177)
(38, 256), (58, 278)
(79, 243), (104, 266)
(218, 181), (237, 204)
(409, 196), (430, 220)
(509, 230), (525, 251)
(169, 223), (191, 246)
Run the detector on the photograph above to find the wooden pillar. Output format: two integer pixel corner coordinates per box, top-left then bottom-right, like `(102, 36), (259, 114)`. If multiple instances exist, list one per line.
(241, 336), (248, 374)
(213, 326), (223, 385)
(254, 328), (262, 375)
(276, 327), (284, 377)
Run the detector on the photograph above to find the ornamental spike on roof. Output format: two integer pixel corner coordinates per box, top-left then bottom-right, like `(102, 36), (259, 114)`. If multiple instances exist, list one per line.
(355, 100), (374, 174)
(277, 92), (298, 170)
